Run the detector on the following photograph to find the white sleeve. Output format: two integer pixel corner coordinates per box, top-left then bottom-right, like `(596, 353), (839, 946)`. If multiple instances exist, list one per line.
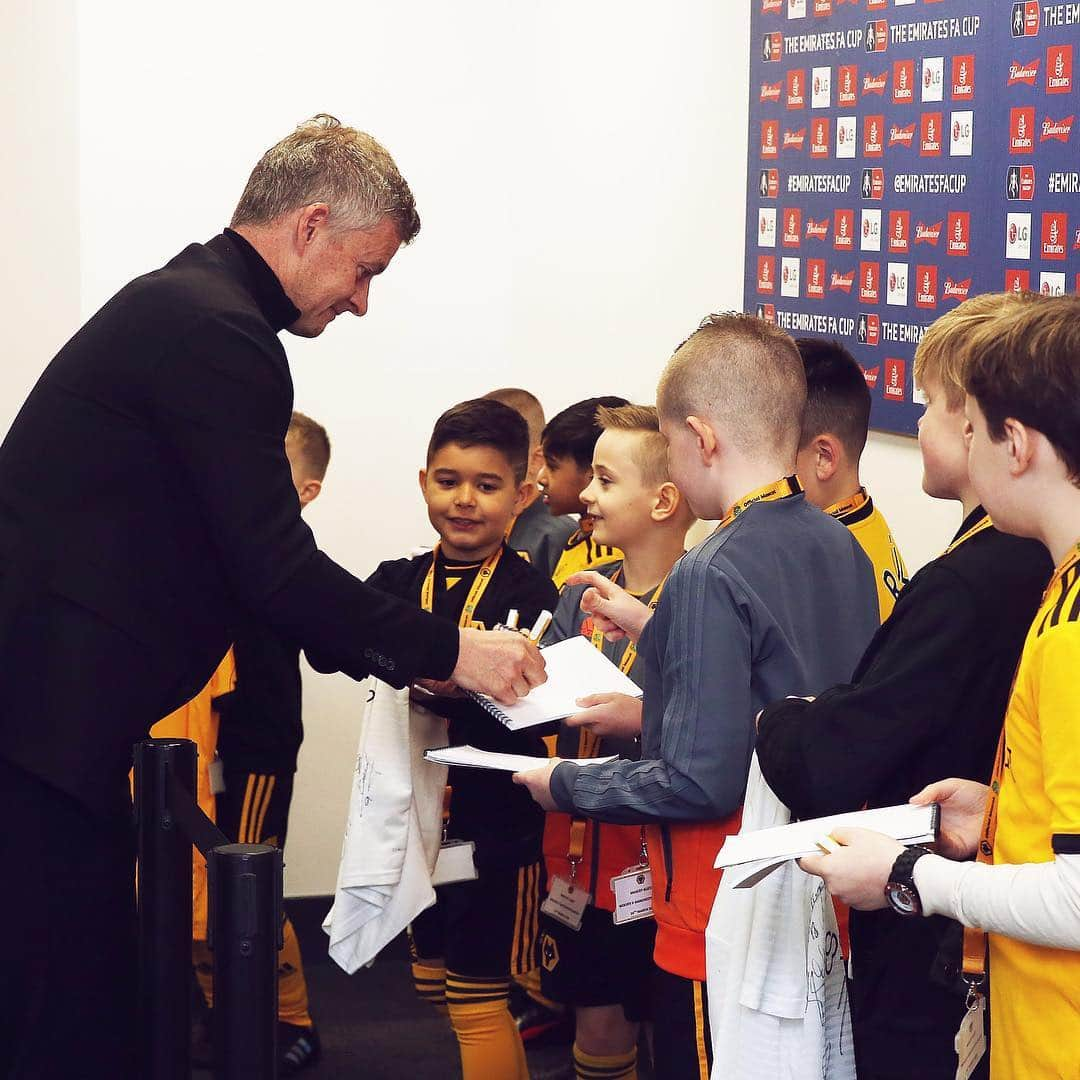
(914, 851), (1080, 951)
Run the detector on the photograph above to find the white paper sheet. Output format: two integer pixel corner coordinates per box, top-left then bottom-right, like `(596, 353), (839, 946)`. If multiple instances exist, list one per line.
(424, 745), (617, 773)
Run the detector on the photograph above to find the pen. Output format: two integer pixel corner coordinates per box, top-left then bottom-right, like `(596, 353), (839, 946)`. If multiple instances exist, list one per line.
(528, 610), (553, 642)
(814, 834), (840, 855)
(506, 609), (520, 630)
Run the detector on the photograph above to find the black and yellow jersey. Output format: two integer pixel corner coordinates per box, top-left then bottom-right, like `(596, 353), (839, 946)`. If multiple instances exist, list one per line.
(826, 488), (907, 621)
(367, 543), (559, 868)
(507, 496), (577, 578)
(989, 542), (1080, 1079)
(551, 514), (622, 589)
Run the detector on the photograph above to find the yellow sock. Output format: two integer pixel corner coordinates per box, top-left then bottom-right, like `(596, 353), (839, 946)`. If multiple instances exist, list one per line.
(412, 959), (449, 1016)
(446, 972), (528, 1080)
(574, 1043), (638, 1080)
(514, 965), (565, 1013)
(277, 915), (313, 1028)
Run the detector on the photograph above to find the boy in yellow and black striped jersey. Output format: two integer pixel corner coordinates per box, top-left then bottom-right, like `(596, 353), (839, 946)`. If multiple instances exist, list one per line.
(366, 398), (558, 1080)
(539, 404), (696, 1080)
(536, 396), (628, 588)
(793, 338), (907, 620)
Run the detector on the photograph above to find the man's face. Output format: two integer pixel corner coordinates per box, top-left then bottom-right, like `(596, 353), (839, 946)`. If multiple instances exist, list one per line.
(286, 217), (403, 338)
(421, 442), (527, 561)
(536, 452), (591, 517)
(916, 372), (969, 502)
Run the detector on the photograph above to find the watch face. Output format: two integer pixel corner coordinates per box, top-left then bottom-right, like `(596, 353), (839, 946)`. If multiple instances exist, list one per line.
(886, 881), (921, 917)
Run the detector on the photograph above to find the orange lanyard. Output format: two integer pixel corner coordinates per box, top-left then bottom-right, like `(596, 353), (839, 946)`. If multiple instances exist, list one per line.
(824, 487), (870, 521)
(961, 542), (1080, 992)
(421, 543), (503, 628)
(943, 513), (994, 557)
(717, 475), (803, 531)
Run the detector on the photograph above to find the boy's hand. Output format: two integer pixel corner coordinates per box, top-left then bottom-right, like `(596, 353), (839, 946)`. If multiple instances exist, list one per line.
(512, 760), (561, 811)
(798, 827), (906, 910)
(566, 693), (643, 739)
(451, 627), (546, 705)
(910, 778), (988, 861)
(567, 571), (654, 644)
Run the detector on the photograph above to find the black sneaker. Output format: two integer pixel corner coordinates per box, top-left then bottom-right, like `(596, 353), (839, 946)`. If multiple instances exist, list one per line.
(279, 1021), (322, 1075)
(510, 986), (571, 1045)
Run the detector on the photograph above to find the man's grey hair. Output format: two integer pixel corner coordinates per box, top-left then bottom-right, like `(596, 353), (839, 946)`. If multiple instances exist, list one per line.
(231, 114), (420, 241)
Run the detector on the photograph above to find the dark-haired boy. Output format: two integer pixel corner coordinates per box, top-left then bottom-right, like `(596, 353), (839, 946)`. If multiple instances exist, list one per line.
(538, 396), (628, 587)
(757, 295), (1052, 1080)
(367, 398), (558, 1080)
(794, 338), (907, 620)
(484, 387), (577, 577)
(801, 295), (1080, 1080)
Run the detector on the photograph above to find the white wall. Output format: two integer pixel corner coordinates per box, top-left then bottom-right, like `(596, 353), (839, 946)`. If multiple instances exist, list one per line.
(0, 2), (962, 896)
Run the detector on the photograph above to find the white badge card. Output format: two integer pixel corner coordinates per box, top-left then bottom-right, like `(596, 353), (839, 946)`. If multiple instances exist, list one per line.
(208, 756), (226, 796)
(541, 876), (591, 931)
(432, 840), (478, 886)
(611, 866), (654, 925)
(954, 996), (987, 1080)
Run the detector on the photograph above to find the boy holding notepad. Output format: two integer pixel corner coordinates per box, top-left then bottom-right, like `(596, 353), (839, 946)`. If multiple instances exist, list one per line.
(516, 314), (879, 1079)
(365, 398), (557, 1080)
(535, 404), (695, 1080)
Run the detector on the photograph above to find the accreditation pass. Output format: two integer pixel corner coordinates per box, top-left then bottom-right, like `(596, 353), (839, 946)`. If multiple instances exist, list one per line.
(610, 865), (654, 925)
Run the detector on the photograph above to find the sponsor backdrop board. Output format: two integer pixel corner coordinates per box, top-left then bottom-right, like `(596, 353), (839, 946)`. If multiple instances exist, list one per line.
(745, 0), (1079, 436)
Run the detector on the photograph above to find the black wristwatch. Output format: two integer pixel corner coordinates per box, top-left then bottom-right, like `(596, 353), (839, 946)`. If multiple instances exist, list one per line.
(885, 845), (932, 917)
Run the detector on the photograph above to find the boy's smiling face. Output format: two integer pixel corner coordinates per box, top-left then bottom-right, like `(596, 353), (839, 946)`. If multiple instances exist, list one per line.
(580, 430), (659, 550)
(421, 442), (527, 561)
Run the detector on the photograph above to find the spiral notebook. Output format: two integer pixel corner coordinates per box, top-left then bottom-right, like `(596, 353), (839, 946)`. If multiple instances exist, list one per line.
(467, 635), (643, 731)
(424, 746), (617, 772)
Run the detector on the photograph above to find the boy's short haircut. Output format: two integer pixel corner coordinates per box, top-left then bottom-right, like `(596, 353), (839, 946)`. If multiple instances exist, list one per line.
(657, 313), (806, 461)
(914, 292), (1037, 410)
(795, 338), (871, 460)
(483, 388), (546, 447)
(597, 404), (671, 487)
(964, 294), (1080, 485)
(542, 396), (631, 470)
(427, 398), (530, 485)
(287, 410), (331, 480)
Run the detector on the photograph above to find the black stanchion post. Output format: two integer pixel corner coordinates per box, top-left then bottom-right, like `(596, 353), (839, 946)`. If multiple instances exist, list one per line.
(134, 737), (197, 1080)
(208, 843), (283, 1079)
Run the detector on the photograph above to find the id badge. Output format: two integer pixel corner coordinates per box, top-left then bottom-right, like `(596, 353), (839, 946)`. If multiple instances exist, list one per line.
(540, 875), (591, 931)
(610, 865), (654, 925)
(431, 839), (478, 886)
(208, 756), (226, 796)
(954, 995), (987, 1080)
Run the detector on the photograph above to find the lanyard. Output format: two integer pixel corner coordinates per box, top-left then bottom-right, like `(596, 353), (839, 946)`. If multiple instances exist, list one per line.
(961, 542), (1080, 994)
(420, 543), (504, 628)
(718, 475), (803, 531)
(943, 513), (994, 557)
(824, 487), (870, 521)
(589, 568), (672, 677)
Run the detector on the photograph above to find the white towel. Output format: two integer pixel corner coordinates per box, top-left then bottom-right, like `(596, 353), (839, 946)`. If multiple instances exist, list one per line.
(323, 679), (448, 973)
(705, 756), (856, 1080)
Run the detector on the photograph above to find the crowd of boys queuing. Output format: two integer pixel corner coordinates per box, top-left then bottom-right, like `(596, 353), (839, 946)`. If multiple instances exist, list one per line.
(194, 293), (1080, 1080)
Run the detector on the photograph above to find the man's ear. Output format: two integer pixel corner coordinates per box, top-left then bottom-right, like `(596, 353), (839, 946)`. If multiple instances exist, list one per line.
(1004, 418), (1035, 477)
(651, 482), (683, 524)
(297, 478), (322, 508)
(813, 434), (842, 483)
(293, 203), (331, 251)
(685, 415), (720, 465)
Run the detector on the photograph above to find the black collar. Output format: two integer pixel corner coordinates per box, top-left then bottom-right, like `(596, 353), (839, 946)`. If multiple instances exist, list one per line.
(204, 228), (301, 332)
(952, 505), (988, 543)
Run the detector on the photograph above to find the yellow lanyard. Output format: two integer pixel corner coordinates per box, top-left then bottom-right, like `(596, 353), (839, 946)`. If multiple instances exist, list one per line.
(824, 486), (870, 521)
(943, 513), (994, 557)
(961, 541), (1080, 992)
(717, 475), (803, 531)
(589, 569), (672, 677)
(420, 543), (504, 628)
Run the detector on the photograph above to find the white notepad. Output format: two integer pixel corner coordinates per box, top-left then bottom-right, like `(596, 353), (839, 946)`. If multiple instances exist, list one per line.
(714, 802), (940, 888)
(424, 745), (617, 773)
(468, 635), (643, 731)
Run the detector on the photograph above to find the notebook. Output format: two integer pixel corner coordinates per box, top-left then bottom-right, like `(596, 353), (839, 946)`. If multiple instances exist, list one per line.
(714, 802), (940, 888)
(424, 745), (618, 773)
(467, 635), (643, 731)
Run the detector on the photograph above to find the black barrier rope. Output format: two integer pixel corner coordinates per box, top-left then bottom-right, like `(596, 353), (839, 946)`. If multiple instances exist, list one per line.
(165, 769), (231, 855)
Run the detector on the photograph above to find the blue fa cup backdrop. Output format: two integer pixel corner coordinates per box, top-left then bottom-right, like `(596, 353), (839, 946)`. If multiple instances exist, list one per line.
(744, 0), (1080, 436)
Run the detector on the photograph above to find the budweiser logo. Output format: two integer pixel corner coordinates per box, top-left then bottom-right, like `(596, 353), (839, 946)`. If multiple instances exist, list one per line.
(1009, 60), (1039, 85)
(762, 0), (782, 11)
(830, 270), (854, 292)
(915, 221), (943, 244)
(1041, 116), (1074, 142)
(760, 82), (782, 102)
(943, 278), (972, 301)
(863, 72), (888, 95)
(784, 129), (807, 149)
(806, 219), (830, 240)
(889, 123), (915, 147)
